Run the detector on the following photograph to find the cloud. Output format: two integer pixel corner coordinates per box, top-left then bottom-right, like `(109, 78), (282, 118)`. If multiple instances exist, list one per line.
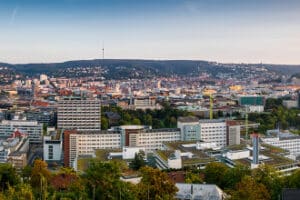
(10, 6), (19, 25)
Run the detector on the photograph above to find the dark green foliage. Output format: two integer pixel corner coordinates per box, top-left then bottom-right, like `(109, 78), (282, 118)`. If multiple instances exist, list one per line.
(83, 160), (136, 200)
(0, 163), (20, 191)
(265, 98), (283, 110)
(223, 164), (251, 189)
(185, 172), (203, 184)
(204, 162), (229, 188)
(129, 151), (146, 170)
(137, 166), (178, 200)
(248, 104), (300, 133)
(230, 176), (271, 200)
(101, 117), (109, 130)
(101, 103), (193, 129)
(285, 169), (300, 188)
(252, 165), (284, 200)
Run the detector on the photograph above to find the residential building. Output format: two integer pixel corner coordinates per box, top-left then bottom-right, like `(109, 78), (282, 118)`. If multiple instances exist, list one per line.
(0, 131), (29, 169)
(133, 96), (159, 110)
(0, 119), (42, 143)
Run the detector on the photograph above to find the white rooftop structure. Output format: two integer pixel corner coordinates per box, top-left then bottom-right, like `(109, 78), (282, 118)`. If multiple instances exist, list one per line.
(175, 183), (225, 200)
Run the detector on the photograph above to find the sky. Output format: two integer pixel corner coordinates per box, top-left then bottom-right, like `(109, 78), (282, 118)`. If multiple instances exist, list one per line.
(0, 0), (300, 64)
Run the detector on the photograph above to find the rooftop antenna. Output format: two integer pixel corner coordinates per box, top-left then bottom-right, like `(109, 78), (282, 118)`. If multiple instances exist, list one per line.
(102, 42), (105, 67)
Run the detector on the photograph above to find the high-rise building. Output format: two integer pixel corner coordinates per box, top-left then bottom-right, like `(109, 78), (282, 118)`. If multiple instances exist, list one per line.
(57, 97), (101, 131)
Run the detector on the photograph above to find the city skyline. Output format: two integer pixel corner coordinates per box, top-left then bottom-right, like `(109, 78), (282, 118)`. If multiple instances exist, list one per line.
(1, 0), (300, 64)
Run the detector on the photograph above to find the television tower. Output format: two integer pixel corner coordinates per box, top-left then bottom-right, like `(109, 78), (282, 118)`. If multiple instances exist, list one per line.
(102, 42), (104, 67)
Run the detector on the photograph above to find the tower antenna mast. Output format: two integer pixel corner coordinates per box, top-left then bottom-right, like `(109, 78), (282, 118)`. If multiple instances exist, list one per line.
(102, 42), (104, 66)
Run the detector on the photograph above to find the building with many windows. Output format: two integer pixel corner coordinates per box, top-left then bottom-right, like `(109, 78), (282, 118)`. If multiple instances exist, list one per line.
(199, 120), (227, 147)
(112, 125), (181, 151)
(261, 130), (300, 158)
(63, 126), (181, 167)
(0, 119), (42, 143)
(177, 117), (201, 141)
(63, 130), (121, 167)
(57, 97), (101, 131)
(43, 136), (62, 163)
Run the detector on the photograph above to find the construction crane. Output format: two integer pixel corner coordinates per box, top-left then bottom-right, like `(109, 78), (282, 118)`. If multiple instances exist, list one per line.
(210, 94), (213, 120)
(245, 105), (249, 140)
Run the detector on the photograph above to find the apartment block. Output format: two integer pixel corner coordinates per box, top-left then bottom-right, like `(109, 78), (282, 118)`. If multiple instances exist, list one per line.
(0, 120), (42, 143)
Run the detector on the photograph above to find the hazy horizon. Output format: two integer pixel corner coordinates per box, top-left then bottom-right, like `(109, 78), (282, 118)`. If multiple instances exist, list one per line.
(1, 0), (300, 64)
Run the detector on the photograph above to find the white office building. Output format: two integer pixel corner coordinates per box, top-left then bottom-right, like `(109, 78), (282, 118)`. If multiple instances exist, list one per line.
(64, 126), (181, 167)
(199, 120), (227, 147)
(112, 125), (181, 151)
(43, 136), (62, 162)
(64, 130), (121, 167)
(262, 132), (300, 157)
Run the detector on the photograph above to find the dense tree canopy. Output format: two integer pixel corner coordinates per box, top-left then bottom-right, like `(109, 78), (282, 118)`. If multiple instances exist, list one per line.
(137, 166), (178, 200)
(230, 176), (271, 200)
(101, 103), (193, 129)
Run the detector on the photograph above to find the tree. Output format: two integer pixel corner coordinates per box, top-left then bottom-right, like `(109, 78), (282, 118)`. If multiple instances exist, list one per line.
(204, 162), (229, 188)
(230, 176), (271, 200)
(137, 166), (178, 200)
(49, 168), (87, 200)
(129, 151), (146, 170)
(83, 160), (132, 200)
(21, 165), (32, 183)
(223, 164), (251, 190)
(152, 118), (165, 129)
(286, 169), (300, 188)
(0, 163), (20, 191)
(252, 165), (284, 200)
(30, 159), (51, 188)
(50, 167), (78, 191)
(132, 118), (141, 125)
(185, 172), (203, 184)
(123, 113), (132, 122)
(265, 98), (282, 110)
(42, 123), (47, 135)
(101, 116), (109, 130)
(143, 114), (152, 126)
(5, 183), (34, 200)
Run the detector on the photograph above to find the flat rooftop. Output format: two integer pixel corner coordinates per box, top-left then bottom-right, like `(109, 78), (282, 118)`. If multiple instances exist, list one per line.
(158, 141), (217, 166)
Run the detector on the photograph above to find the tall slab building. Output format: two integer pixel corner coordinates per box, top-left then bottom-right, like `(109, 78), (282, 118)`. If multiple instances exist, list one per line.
(57, 97), (101, 131)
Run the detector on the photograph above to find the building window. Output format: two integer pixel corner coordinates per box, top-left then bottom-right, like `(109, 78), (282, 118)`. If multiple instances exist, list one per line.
(48, 145), (53, 160)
